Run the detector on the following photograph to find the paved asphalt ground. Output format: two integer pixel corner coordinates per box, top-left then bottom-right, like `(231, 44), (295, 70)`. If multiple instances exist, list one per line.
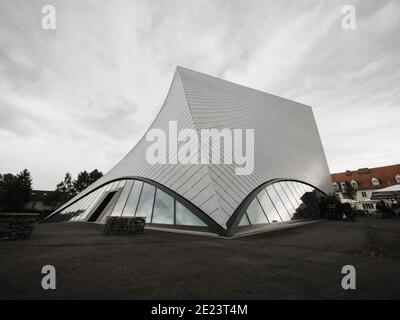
(1, 218), (399, 299)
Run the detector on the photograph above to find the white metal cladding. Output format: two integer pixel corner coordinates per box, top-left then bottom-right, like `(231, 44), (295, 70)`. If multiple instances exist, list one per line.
(50, 66), (333, 229)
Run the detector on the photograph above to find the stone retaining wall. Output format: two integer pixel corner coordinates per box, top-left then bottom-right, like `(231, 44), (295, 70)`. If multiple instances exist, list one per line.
(103, 216), (146, 235)
(0, 213), (39, 240)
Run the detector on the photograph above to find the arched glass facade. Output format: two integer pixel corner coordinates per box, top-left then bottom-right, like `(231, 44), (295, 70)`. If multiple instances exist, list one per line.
(237, 181), (323, 228)
(45, 179), (207, 228)
(45, 179), (324, 235)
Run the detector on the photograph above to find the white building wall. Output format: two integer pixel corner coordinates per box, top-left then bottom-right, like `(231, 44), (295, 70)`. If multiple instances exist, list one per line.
(52, 66), (333, 229)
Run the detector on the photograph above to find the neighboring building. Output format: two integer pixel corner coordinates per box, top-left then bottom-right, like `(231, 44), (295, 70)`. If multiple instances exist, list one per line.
(42, 66), (332, 237)
(331, 164), (400, 213)
(23, 190), (59, 212)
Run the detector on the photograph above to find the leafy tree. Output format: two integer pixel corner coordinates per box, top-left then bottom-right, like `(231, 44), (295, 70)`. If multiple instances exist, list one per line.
(18, 169), (33, 203)
(48, 170), (103, 208)
(73, 169), (103, 192)
(73, 170), (90, 192)
(56, 172), (75, 194)
(46, 173), (76, 208)
(0, 169), (32, 212)
(88, 169), (103, 183)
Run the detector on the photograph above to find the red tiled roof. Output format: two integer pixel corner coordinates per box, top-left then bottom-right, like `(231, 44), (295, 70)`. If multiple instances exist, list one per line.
(331, 164), (400, 190)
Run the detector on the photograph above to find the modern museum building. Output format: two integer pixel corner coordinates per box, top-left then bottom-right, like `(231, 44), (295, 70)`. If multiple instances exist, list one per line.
(42, 66), (333, 237)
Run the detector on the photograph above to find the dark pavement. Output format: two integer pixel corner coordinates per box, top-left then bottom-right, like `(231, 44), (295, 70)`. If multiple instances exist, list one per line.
(1, 218), (400, 299)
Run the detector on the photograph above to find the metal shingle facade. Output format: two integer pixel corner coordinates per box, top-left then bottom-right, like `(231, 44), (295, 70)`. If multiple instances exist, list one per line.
(50, 66), (332, 230)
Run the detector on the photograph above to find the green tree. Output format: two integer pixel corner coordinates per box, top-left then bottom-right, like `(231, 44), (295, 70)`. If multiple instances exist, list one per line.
(47, 170), (103, 208)
(56, 172), (75, 194)
(73, 169), (103, 192)
(18, 169), (33, 203)
(0, 169), (32, 212)
(47, 173), (76, 208)
(89, 169), (103, 183)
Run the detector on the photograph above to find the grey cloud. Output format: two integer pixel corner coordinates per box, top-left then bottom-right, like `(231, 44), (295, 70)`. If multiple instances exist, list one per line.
(0, 0), (399, 188)
(78, 94), (145, 140)
(0, 99), (39, 136)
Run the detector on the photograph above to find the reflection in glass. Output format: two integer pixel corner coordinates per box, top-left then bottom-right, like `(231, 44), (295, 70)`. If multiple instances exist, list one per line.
(281, 182), (300, 209)
(239, 213), (250, 226)
(152, 188), (174, 224)
(116, 180), (126, 188)
(51, 179), (213, 228)
(111, 180), (134, 216)
(237, 180), (323, 228)
(246, 198), (268, 224)
(135, 183), (156, 221)
(265, 186), (287, 221)
(176, 202), (206, 226)
(274, 183), (295, 220)
(122, 181), (143, 216)
(79, 188), (105, 220)
(292, 182), (314, 219)
(53, 179), (323, 233)
(257, 189), (281, 223)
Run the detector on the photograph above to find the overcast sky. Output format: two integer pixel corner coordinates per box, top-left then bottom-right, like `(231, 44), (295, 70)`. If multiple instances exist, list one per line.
(0, 0), (399, 189)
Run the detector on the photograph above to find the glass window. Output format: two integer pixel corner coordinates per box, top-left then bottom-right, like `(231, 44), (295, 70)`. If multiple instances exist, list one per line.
(84, 188), (103, 211)
(73, 191), (98, 219)
(78, 192), (96, 212)
(74, 198), (86, 212)
(288, 182), (307, 219)
(176, 201), (206, 226)
(287, 182), (303, 208)
(246, 198), (268, 224)
(296, 182), (308, 194)
(292, 182), (315, 218)
(275, 183), (295, 220)
(122, 181), (143, 216)
(64, 201), (76, 214)
(371, 178), (380, 186)
(116, 180), (126, 188)
(83, 186), (108, 219)
(111, 180), (134, 216)
(303, 184), (313, 192)
(152, 188), (174, 224)
(288, 181), (301, 199)
(265, 185), (288, 222)
(257, 189), (281, 223)
(333, 182), (339, 191)
(135, 183), (156, 222)
(108, 181), (119, 191)
(66, 201), (79, 214)
(238, 213), (250, 226)
(68, 201), (82, 220)
(75, 190), (101, 219)
(70, 198), (87, 221)
(103, 183), (113, 192)
(281, 182), (300, 210)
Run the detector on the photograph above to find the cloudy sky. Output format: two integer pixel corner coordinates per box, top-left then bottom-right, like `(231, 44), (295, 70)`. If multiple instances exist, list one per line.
(0, 0), (399, 189)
